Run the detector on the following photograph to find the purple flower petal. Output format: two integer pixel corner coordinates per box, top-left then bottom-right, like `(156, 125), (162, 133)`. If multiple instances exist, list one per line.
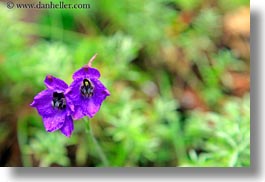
(91, 78), (111, 96)
(71, 98), (100, 119)
(65, 99), (75, 116)
(30, 89), (57, 117)
(31, 75), (75, 137)
(72, 67), (100, 80)
(44, 75), (68, 91)
(42, 112), (66, 132)
(67, 77), (110, 119)
(83, 98), (101, 118)
(65, 78), (82, 100)
(84, 79), (110, 118)
(71, 105), (84, 120)
(66, 79), (86, 119)
(60, 116), (74, 137)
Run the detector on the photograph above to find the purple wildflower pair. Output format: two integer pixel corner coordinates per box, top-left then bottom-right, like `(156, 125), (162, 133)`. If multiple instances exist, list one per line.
(30, 55), (110, 137)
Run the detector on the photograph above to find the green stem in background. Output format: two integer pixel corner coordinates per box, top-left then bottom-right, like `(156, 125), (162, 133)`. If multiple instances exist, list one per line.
(84, 118), (109, 166)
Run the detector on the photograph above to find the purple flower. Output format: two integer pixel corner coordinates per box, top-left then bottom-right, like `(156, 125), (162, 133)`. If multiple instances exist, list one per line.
(30, 75), (74, 137)
(66, 55), (110, 120)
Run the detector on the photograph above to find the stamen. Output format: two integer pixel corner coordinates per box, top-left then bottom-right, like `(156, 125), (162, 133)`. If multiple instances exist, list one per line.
(80, 79), (94, 98)
(52, 92), (66, 110)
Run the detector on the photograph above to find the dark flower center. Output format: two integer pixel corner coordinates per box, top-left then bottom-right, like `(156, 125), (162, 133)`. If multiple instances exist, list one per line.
(80, 79), (94, 98)
(52, 92), (66, 110)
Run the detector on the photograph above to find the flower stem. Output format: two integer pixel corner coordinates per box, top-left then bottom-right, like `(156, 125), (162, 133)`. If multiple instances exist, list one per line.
(84, 118), (109, 166)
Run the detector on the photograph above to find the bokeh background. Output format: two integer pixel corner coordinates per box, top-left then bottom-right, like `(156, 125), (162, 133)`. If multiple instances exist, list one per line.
(0, 0), (250, 167)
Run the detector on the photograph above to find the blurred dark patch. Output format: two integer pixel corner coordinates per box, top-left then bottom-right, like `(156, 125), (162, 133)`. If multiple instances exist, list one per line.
(66, 145), (77, 166)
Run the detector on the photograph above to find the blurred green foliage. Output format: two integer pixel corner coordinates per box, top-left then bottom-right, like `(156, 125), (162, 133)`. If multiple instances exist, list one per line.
(183, 95), (250, 167)
(0, 0), (249, 167)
